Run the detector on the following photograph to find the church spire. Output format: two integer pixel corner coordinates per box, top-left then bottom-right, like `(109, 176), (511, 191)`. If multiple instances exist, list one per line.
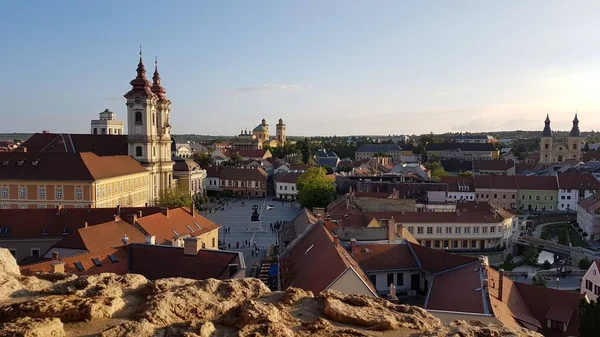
(569, 113), (581, 137)
(542, 114), (552, 137)
(124, 46), (154, 98)
(151, 55), (167, 100)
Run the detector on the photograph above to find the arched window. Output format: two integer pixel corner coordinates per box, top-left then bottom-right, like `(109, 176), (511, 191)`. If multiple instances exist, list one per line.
(135, 112), (143, 125)
(152, 113), (156, 126)
(135, 146), (143, 157)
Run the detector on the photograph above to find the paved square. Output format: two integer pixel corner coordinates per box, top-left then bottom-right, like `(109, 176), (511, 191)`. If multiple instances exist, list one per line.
(201, 197), (301, 275)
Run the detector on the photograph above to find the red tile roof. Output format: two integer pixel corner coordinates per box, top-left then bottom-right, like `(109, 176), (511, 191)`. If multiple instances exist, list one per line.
(135, 207), (220, 245)
(74, 220), (147, 251)
(218, 167), (267, 181)
(557, 173), (600, 190)
(474, 175), (518, 190)
(440, 176), (475, 192)
(473, 160), (515, 172)
(352, 243), (418, 271)
(425, 261), (485, 313)
(232, 149), (271, 159)
(0, 152), (147, 181)
(408, 242), (478, 274)
(281, 223), (376, 295)
(21, 246), (128, 276)
(515, 175), (558, 190)
(128, 244), (243, 280)
(21, 133), (128, 156)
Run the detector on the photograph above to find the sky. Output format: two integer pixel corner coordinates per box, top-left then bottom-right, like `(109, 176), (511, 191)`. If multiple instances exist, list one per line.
(1, 1), (599, 136)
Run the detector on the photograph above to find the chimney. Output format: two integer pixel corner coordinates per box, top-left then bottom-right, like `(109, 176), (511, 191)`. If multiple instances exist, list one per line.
(498, 269), (504, 302)
(456, 208), (461, 216)
(350, 238), (357, 254)
(184, 236), (202, 255)
(161, 207), (169, 218)
(332, 234), (339, 246)
(50, 261), (65, 274)
(84, 222), (88, 229)
(388, 222), (397, 242)
(145, 235), (156, 245)
(51, 252), (60, 259)
(313, 207), (325, 218)
(138, 211), (143, 218)
(56, 204), (63, 214)
(190, 202), (195, 217)
(116, 204), (121, 215)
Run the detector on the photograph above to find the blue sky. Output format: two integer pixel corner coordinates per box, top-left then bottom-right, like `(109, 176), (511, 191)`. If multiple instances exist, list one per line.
(1, 1), (599, 136)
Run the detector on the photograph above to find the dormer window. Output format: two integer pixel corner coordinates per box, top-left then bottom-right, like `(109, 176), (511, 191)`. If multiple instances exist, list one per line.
(32, 160), (39, 166)
(17, 160), (24, 166)
(63, 226), (70, 235)
(2, 160), (9, 165)
(42, 226), (49, 235)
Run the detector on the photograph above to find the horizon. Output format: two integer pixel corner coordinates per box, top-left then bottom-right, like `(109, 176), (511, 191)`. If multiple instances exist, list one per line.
(1, 1), (599, 136)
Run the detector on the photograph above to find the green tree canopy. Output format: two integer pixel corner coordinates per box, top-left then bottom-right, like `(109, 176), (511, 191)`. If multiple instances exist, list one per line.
(532, 274), (547, 287)
(579, 257), (592, 270)
(522, 247), (540, 266)
(155, 189), (193, 208)
(580, 299), (600, 336)
(297, 167), (335, 210)
(458, 171), (473, 177)
(424, 162), (448, 181)
(192, 152), (214, 169)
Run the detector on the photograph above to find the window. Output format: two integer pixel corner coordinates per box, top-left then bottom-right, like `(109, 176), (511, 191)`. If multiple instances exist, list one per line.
(545, 144), (549, 149)
(212, 237), (216, 248)
(455, 227), (461, 234)
(574, 144), (578, 150)
(434, 240), (440, 248)
(407, 227), (414, 234)
(19, 204), (27, 209)
(567, 195), (571, 200)
(93, 128), (97, 134)
(482, 226), (488, 234)
(426, 227), (433, 234)
(42, 226), (49, 235)
(75, 188), (83, 200)
(561, 195), (565, 200)
(108, 254), (119, 263)
(0, 204), (7, 209)
(445, 226), (452, 234)
(135, 146), (143, 157)
(464, 226), (470, 234)
(550, 196), (553, 201)
(462, 240), (468, 248)
(453, 240), (459, 248)
(37, 204), (45, 209)
(502, 194), (506, 199)
(490, 226), (496, 233)
(63, 226), (70, 234)
(595, 285), (600, 296)
(473, 226), (479, 234)
(521, 194), (525, 200)
(37, 187), (46, 199)
(586, 279), (593, 291)
(135, 111), (143, 125)
(443, 240), (449, 248)
(387, 273), (394, 286)
(369, 275), (376, 286)
(493, 193), (497, 199)
(417, 227), (423, 234)
(56, 187), (63, 200)
(512, 194), (515, 199)
(0, 187), (7, 199)
(31, 248), (40, 258)
(19, 187), (26, 199)
(74, 261), (85, 272)
(152, 113), (156, 126)
(436, 227), (442, 234)
(396, 273), (404, 286)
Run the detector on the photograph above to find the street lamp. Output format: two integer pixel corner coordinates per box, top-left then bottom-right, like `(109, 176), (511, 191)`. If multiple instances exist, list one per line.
(556, 277), (560, 290)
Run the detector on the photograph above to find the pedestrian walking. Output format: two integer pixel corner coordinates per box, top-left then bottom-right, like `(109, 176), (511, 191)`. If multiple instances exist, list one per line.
(228, 243), (231, 250)
(251, 249), (254, 257)
(236, 241), (240, 249)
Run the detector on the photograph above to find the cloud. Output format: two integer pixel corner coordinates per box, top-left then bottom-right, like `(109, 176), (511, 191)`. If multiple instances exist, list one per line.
(431, 92), (449, 96)
(233, 84), (311, 92)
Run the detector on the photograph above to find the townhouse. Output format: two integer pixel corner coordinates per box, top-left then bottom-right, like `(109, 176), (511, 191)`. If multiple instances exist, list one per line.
(580, 261), (600, 301)
(577, 193), (600, 240)
(0, 152), (152, 209)
(556, 173), (600, 211)
(426, 143), (500, 160)
(173, 158), (206, 197)
(218, 167), (268, 197)
(440, 176), (476, 201)
(474, 175), (519, 209)
(355, 144), (405, 163)
(274, 171), (304, 201)
(516, 176), (558, 212)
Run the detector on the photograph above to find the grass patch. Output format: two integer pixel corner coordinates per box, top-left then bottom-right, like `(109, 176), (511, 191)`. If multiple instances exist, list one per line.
(569, 227), (589, 248)
(541, 223), (569, 245)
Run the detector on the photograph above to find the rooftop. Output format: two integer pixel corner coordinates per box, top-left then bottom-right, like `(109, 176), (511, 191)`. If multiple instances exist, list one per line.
(20, 133), (128, 156)
(135, 207), (220, 245)
(356, 144), (402, 153)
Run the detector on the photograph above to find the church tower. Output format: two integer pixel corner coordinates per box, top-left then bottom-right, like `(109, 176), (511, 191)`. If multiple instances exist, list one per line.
(540, 114), (553, 163)
(124, 51), (174, 203)
(261, 118), (269, 136)
(568, 113), (582, 161)
(276, 118), (286, 144)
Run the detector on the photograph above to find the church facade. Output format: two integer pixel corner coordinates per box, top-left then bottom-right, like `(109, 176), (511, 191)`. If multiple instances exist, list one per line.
(539, 114), (582, 163)
(124, 54), (175, 202)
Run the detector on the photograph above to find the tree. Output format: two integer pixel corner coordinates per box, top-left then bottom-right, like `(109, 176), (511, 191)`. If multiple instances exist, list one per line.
(424, 162), (448, 181)
(584, 142), (591, 152)
(522, 247), (540, 266)
(222, 153), (243, 167)
(579, 257), (592, 270)
(579, 299), (600, 336)
(296, 167), (335, 210)
(337, 166), (353, 173)
(542, 260), (552, 270)
(323, 165), (334, 174)
(297, 138), (312, 164)
(458, 171), (473, 177)
(155, 189), (193, 208)
(192, 153), (214, 169)
(532, 274), (547, 287)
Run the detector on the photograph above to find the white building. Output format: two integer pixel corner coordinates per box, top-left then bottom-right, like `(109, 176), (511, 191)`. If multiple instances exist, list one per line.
(557, 173), (600, 212)
(274, 171), (304, 200)
(440, 176), (476, 201)
(581, 261), (600, 302)
(90, 109), (124, 135)
(577, 194), (600, 240)
(124, 54), (174, 203)
(204, 166), (221, 192)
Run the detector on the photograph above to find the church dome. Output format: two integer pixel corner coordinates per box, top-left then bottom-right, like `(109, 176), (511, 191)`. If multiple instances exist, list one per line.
(253, 125), (267, 133)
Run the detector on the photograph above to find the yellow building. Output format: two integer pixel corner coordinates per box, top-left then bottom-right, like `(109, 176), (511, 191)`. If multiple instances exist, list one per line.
(539, 114), (583, 163)
(232, 118), (287, 150)
(0, 152), (151, 209)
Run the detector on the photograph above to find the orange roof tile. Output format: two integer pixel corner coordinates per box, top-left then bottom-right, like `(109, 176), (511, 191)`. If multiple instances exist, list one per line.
(21, 246), (127, 276)
(135, 207), (220, 245)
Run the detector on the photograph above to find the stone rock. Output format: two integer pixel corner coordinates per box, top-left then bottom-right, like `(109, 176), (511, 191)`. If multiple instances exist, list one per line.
(237, 322), (295, 337)
(0, 317), (66, 337)
(0, 295), (125, 322)
(45, 273), (148, 298)
(0, 248), (20, 276)
(141, 277), (271, 326)
(219, 299), (298, 328)
(280, 287), (314, 306)
(100, 321), (157, 337)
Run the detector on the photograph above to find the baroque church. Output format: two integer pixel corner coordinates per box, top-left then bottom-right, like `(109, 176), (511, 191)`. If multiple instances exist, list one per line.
(539, 114), (582, 163)
(232, 118), (287, 150)
(124, 53), (175, 202)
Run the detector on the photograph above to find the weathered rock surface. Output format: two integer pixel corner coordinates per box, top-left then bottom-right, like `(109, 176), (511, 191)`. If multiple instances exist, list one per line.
(0, 248), (543, 337)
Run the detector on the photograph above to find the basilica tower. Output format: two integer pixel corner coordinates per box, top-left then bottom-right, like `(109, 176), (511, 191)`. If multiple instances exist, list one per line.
(276, 118), (286, 144)
(124, 52), (174, 203)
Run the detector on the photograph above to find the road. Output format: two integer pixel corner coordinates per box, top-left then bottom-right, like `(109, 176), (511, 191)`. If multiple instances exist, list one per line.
(513, 275), (581, 290)
(201, 197), (301, 276)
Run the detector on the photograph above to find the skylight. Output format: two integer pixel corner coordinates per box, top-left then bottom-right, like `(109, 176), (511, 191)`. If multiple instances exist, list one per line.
(108, 254), (118, 263)
(16, 160), (24, 166)
(0, 227), (12, 235)
(41, 226), (49, 235)
(186, 225), (194, 232)
(194, 222), (201, 229)
(92, 257), (102, 267)
(172, 230), (179, 236)
(1, 160), (9, 165)
(63, 226), (70, 234)
(74, 261), (85, 272)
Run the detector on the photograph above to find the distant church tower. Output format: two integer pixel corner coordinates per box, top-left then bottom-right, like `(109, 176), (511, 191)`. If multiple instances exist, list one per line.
(124, 51), (174, 203)
(261, 118), (269, 136)
(90, 109), (124, 135)
(539, 114), (582, 163)
(276, 118), (286, 144)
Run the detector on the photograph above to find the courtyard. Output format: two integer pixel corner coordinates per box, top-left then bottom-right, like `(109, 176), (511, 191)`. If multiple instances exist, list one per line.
(200, 197), (302, 276)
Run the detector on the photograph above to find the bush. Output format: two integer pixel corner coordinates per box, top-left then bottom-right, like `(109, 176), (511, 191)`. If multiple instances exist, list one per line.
(579, 257), (592, 270)
(532, 274), (547, 287)
(542, 260), (552, 270)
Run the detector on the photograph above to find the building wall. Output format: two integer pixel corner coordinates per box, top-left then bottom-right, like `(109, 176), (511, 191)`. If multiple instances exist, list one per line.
(475, 189), (518, 209)
(366, 269), (421, 294)
(0, 237), (62, 263)
(220, 178), (267, 197)
(355, 150), (402, 163)
(329, 267), (377, 297)
(0, 180), (93, 209)
(175, 171), (206, 197)
(540, 137), (582, 163)
(205, 177), (221, 191)
(580, 262), (600, 302)
(275, 181), (297, 200)
(558, 189), (595, 212)
(428, 150), (499, 160)
(93, 172), (152, 208)
(194, 229), (220, 250)
(405, 220), (511, 251)
(577, 204), (600, 240)
(517, 189), (557, 211)
(446, 191), (476, 201)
